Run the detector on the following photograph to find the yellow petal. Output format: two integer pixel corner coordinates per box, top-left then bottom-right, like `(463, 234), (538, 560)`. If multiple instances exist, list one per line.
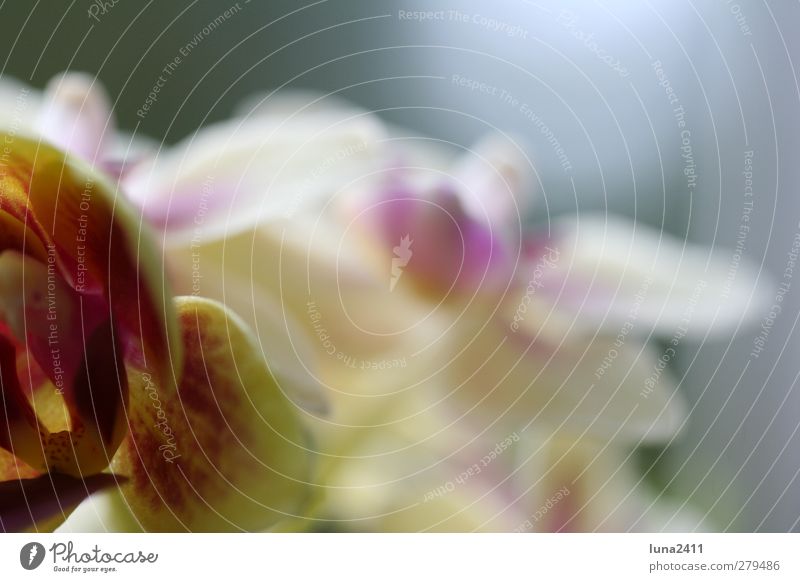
(0, 134), (178, 476)
(111, 297), (313, 531)
(0, 132), (178, 393)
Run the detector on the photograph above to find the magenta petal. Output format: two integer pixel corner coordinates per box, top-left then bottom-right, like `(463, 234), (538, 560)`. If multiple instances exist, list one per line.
(363, 182), (514, 298)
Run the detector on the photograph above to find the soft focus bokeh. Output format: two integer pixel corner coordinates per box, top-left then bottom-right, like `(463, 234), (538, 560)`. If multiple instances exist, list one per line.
(1, 0), (798, 531)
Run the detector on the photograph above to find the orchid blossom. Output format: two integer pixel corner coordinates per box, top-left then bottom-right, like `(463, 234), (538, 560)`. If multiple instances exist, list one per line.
(0, 76), (315, 532)
(8, 74), (767, 531)
(113, 89), (769, 532)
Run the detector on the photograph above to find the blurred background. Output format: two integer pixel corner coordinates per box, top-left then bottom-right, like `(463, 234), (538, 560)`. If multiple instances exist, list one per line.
(1, 0), (798, 530)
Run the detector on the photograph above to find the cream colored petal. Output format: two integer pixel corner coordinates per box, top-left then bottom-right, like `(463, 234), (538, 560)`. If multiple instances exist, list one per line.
(165, 213), (437, 400)
(125, 109), (386, 245)
(310, 381), (527, 532)
(36, 72), (115, 163)
(513, 433), (708, 532)
(452, 133), (535, 235)
(440, 309), (685, 443)
(526, 215), (770, 339)
(0, 76), (41, 136)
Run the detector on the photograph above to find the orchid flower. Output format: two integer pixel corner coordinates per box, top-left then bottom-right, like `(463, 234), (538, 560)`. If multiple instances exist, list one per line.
(57, 79), (767, 531)
(305, 132), (767, 530)
(0, 78), (315, 532)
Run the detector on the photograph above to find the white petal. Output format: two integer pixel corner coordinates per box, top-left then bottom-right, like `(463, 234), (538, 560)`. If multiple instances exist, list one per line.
(527, 214), (771, 339)
(452, 133), (535, 234)
(37, 72), (114, 163)
(235, 89), (367, 119)
(0, 75), (42, 135)
(124, 107), (386, 245)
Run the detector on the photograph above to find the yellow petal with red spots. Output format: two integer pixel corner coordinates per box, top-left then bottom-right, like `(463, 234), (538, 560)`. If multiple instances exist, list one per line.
(111, 297), (312, 531)
(0, 134), (178, 478)
(0, 133), (178, 383)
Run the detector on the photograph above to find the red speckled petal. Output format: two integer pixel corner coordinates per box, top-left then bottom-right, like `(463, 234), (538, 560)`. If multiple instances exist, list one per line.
(0, 334), (46, 470)
(0, 133), (178, 398)
(111, 297), (312, 531)
(0, 252), (127, 474)
(0, 134), (179, 477)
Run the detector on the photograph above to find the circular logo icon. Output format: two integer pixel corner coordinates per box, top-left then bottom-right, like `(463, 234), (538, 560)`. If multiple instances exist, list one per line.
(20, 542), (46, 570)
